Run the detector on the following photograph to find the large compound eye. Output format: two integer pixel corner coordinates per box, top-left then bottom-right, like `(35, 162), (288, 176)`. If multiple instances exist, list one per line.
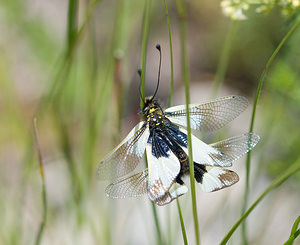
(143, 106), (149, 115)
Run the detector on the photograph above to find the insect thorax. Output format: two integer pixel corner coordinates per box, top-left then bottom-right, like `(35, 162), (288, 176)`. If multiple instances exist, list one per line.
(146, 111), (166, 129)
(142, 98), (165, 127)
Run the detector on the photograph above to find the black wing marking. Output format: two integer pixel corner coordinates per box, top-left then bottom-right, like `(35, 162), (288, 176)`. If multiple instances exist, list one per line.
(96, 122), (150, 180)
(165, 95), (249, 131)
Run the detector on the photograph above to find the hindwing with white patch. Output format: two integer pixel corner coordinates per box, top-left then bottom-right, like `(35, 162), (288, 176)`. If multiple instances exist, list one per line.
(199, 166), (239, 192)
(165, 95), (248, 131)
(146, 142), (181, 205)
(96, 122), (150, 180)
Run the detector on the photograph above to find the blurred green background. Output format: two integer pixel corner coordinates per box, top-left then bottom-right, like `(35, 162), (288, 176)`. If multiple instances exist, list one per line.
(0, 0), (299, 244)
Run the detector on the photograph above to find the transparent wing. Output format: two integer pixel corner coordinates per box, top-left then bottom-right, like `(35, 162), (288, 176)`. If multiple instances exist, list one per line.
(198, 166), (239, 192)
(146, 142), (181, 204)
(165, 95), (248, 131)
(96, 122), (150, 180)
(210, 133), (260, 162)
(105, 169), (148, 198)
(179, 128), (232, 167)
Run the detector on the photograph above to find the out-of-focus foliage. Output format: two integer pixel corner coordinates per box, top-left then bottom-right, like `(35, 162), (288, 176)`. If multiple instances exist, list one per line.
(261, 28), (300, 187)
(0, 0), (300, 244)
(221, 0), (300, 20)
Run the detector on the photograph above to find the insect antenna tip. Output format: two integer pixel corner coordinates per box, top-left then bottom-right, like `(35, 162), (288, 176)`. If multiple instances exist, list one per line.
(137, 68), (142, 77)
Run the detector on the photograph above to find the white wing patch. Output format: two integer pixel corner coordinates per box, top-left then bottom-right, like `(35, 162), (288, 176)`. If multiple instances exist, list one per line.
(96, 122), (150, 180)
(165, 95), (248, 131)
(200, 167), (239, 192)
(179, 128), (232, 167)
(146, 144), (181, 204)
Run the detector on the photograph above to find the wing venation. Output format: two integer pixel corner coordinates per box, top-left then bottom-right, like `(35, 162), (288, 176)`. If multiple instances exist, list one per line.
(105, 169), (148, 198)
(96, 122), (149, 180)
(165, 95), (248, 131)
(210, 133), (260, 161)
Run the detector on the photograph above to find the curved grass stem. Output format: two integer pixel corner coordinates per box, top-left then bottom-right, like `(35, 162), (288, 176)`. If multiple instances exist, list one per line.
(221, 158), (300, 245)
(175, 0), (200, 244)
(164, 0), (174, 107)
(140, 1), (163, 244)
(283, 216), (300, 245)
(242, 17), (300, 243)
(140, 0), (152, 109)
(164, 1), (188, 243)
(211, 21), (238, 98)
(33, 119), (48, 245)
(37, 0), (103, 116)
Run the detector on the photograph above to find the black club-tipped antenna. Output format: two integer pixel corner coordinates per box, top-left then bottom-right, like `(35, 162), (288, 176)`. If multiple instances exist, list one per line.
(151, 44), (161, 101)
(137, 68), (146, 105)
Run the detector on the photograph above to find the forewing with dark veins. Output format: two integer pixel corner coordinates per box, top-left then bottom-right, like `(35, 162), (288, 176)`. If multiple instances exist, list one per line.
(105, 169), (149, 198)
(209, 133), (260, 162)
(96, 122), (150, 180)
(164, 95), (249, 131)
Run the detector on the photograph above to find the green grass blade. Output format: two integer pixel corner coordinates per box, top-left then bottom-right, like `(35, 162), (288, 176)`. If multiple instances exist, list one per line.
(139, 1), (163, 244)
(33, 119), (48, 245)
(140, 0), (152, 109)
(283, 216), (300, 245)
(284, 229), (300, 245)
(163, 1), (187, 243)
(242, 17), (300, 242)
(176, 198), (188, 245)
(175, 0), (200, 244)
(151, 202), (163, 245)
(67, 0), (79, 52)
(211, 21), (238, 98)
(37, 0), (103, 116)
(290, 216), (300, 237)
(221, 158), (300, 245)
(164, 0), (174, 107)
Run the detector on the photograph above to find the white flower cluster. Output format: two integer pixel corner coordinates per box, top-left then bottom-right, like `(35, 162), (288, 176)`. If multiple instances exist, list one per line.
(221, 0), (249, 20)
(220, 0), (300, 21)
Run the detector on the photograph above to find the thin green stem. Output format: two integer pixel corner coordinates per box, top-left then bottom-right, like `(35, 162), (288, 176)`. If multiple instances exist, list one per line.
(242, 17), (300, 243)
(164, 0), (174, 107)
(151, 202), (163, 245)
(164, 1), (187, 243)
(221, 158), (300, 245)
(33, 119), (48, 245)
(284, 229), (300, 245)
(67, 0), (79, 52)
(175, 0), (200, 244)
(284, 216), (300, 245)
(290, 216), (300, 237)
(140, 0), (152, 109)
(37, 0), (103, 116)
(139, 1), (162, 244)
(176, 198), (188, 245)
(211, 21), (238, 98)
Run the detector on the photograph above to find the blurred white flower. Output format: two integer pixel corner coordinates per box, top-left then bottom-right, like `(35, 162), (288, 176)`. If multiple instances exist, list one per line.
(221, 1), (248, 20)
(220, 0), (300, 20)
